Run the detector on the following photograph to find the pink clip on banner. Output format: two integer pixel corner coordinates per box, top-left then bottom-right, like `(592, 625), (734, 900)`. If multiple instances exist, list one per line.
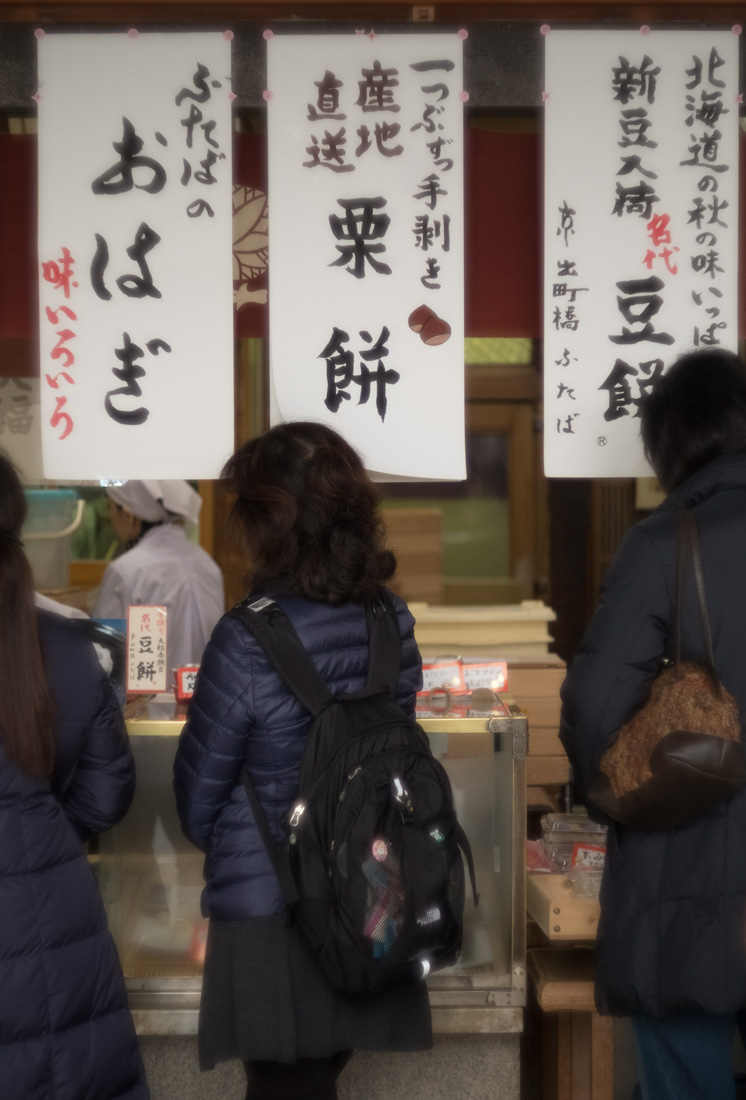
(127, 605), (167, 694)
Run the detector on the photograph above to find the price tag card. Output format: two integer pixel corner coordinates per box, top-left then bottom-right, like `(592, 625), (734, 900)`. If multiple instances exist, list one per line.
(127, 605), (167, 694)
(174, 665), (200, 701)
(461, 660), (509, 693)
(420, 660), (465, 694)
(571, 842), (606, 870)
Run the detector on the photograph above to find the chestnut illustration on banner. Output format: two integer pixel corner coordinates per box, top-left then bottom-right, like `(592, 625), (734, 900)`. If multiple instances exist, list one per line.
(407, 304), (433, 332)
(407, 304), (451, 345)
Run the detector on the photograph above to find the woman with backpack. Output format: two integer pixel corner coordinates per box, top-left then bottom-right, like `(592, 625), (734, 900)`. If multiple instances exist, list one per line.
(0, 450), (149, 1100)
(173, 422), (432, 1100)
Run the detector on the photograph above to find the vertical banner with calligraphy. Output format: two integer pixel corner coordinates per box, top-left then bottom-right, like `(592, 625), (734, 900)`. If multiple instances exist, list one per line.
(37, 32), (234, 480)
(267, 33), (465, 481)
(544, 30), (739, 477)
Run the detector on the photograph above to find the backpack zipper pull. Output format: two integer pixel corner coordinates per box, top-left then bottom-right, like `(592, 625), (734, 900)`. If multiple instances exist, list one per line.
(393, 777), (414, 817)
(288, 802), (306, 828)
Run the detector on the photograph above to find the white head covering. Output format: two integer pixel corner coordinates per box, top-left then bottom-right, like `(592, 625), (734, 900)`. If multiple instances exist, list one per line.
(106, 480), (202, 526)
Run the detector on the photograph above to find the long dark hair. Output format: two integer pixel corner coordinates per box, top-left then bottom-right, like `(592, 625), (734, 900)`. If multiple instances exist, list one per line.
(641, 349), (746, 493)
(221, 422), (396, 604)
(0, 452), (54, 777)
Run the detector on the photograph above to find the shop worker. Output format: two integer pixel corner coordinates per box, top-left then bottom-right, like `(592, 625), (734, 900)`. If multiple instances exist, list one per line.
(0, 449), (149, 1100)
(93, 479), (224, 672)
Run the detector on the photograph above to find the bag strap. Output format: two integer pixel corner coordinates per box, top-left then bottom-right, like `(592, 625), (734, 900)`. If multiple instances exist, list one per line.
(677, 510), (720, 695)
(240, 767), (300, 906)
(674, 511), (687, 674)
(229, 599), (323, 905)
(364, 588), (402, 696)
(230, 591), (402, 715)
(683, 511), (716, 667)
(455, 820), (480, 908)
(229, 598), (333, 717)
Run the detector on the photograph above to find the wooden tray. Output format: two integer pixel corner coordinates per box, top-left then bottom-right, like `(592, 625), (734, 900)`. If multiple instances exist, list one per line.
(527, 874), (600, 942)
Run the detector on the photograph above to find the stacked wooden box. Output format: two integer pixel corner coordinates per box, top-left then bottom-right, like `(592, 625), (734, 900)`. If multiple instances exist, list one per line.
(507, 658), (569, 794)
(412, 600), (557, 661)
(383, 508), (444, 606)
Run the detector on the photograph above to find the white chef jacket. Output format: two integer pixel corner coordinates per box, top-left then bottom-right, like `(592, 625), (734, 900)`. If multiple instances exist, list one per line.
(35, 592), (89, 619)
(92, 523), (225, 672)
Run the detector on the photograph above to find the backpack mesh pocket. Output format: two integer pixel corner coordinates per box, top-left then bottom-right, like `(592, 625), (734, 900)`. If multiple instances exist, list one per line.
(342, 834), (407, 959)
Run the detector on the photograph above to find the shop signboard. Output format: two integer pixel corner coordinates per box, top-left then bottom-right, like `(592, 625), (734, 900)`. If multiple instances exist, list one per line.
(37, 31), (234, 480)
(267, 32), (466, 480)
(0, 377), (43, 482)
(126, 604), (168, 694)
(544, 29), (739, 477)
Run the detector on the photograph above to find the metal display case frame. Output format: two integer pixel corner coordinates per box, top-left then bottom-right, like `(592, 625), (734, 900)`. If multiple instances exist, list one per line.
(101, 698), (527, 1037)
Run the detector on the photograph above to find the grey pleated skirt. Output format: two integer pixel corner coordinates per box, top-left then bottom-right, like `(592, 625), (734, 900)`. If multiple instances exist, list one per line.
(198, 915), (433, 1069)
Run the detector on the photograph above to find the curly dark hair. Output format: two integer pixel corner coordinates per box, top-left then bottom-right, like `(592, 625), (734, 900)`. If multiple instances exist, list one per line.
(640, 348), (746, 493)
(221, 422), (396, 604)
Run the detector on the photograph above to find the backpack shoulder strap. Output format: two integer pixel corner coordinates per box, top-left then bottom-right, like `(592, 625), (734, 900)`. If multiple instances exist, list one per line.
(229, 597), (333, 717)
(365, 588), (402, 696)
(240, 766), (300, 907)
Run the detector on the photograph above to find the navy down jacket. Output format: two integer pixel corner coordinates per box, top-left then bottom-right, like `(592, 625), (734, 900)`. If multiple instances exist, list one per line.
(561, 455), (746, 1018)
(173, 592), (422, 920)
(0, 611), (149, 1100)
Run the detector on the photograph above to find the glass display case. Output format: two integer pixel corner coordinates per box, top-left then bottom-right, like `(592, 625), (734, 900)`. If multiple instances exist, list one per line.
(99, 693), (527, 1035)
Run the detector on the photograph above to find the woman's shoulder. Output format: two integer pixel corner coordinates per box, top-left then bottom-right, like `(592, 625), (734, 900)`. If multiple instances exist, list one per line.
(38, 608), (96, 657)
(37, 611), (103, 708)
(100, 542), (138, 578)
(276, 590), (415, 644)
(386, 588), (417, 636)
(211, 591), (418, 668)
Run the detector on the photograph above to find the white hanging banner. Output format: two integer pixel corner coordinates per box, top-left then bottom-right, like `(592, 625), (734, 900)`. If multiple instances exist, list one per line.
(544, 30), (739, 477)
(267, 32), (465, 481)
(37, 32), (234, 480)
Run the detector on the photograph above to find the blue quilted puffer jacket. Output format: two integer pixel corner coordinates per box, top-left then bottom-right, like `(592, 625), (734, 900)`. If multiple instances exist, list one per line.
(0, 611), (149, 1100)
(173, 591), (422, 920)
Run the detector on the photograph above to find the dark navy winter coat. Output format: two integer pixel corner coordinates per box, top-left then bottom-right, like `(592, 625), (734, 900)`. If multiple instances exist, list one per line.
(0, 611), (149, 1100)
(173, 593), (422, 920)
(561, 455), (746, 1018)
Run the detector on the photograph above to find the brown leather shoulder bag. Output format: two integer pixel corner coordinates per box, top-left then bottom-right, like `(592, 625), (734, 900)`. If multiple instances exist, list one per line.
(587, 510), (746, 829)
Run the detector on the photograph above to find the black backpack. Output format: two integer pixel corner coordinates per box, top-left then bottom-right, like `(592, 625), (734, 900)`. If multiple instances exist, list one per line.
(229, 590), (479, 998)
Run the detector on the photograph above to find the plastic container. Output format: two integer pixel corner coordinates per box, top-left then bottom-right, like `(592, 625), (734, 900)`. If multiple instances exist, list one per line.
(541, 813), (607, 835)
(22, 489), (84, 591)
(540, 812), (607, 873)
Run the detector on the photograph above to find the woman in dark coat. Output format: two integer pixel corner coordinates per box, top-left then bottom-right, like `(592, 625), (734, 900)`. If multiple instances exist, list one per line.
(560, 349), (746, 1100)
(173, 422), (431, 1100)
(0, 451), (149, 1100)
